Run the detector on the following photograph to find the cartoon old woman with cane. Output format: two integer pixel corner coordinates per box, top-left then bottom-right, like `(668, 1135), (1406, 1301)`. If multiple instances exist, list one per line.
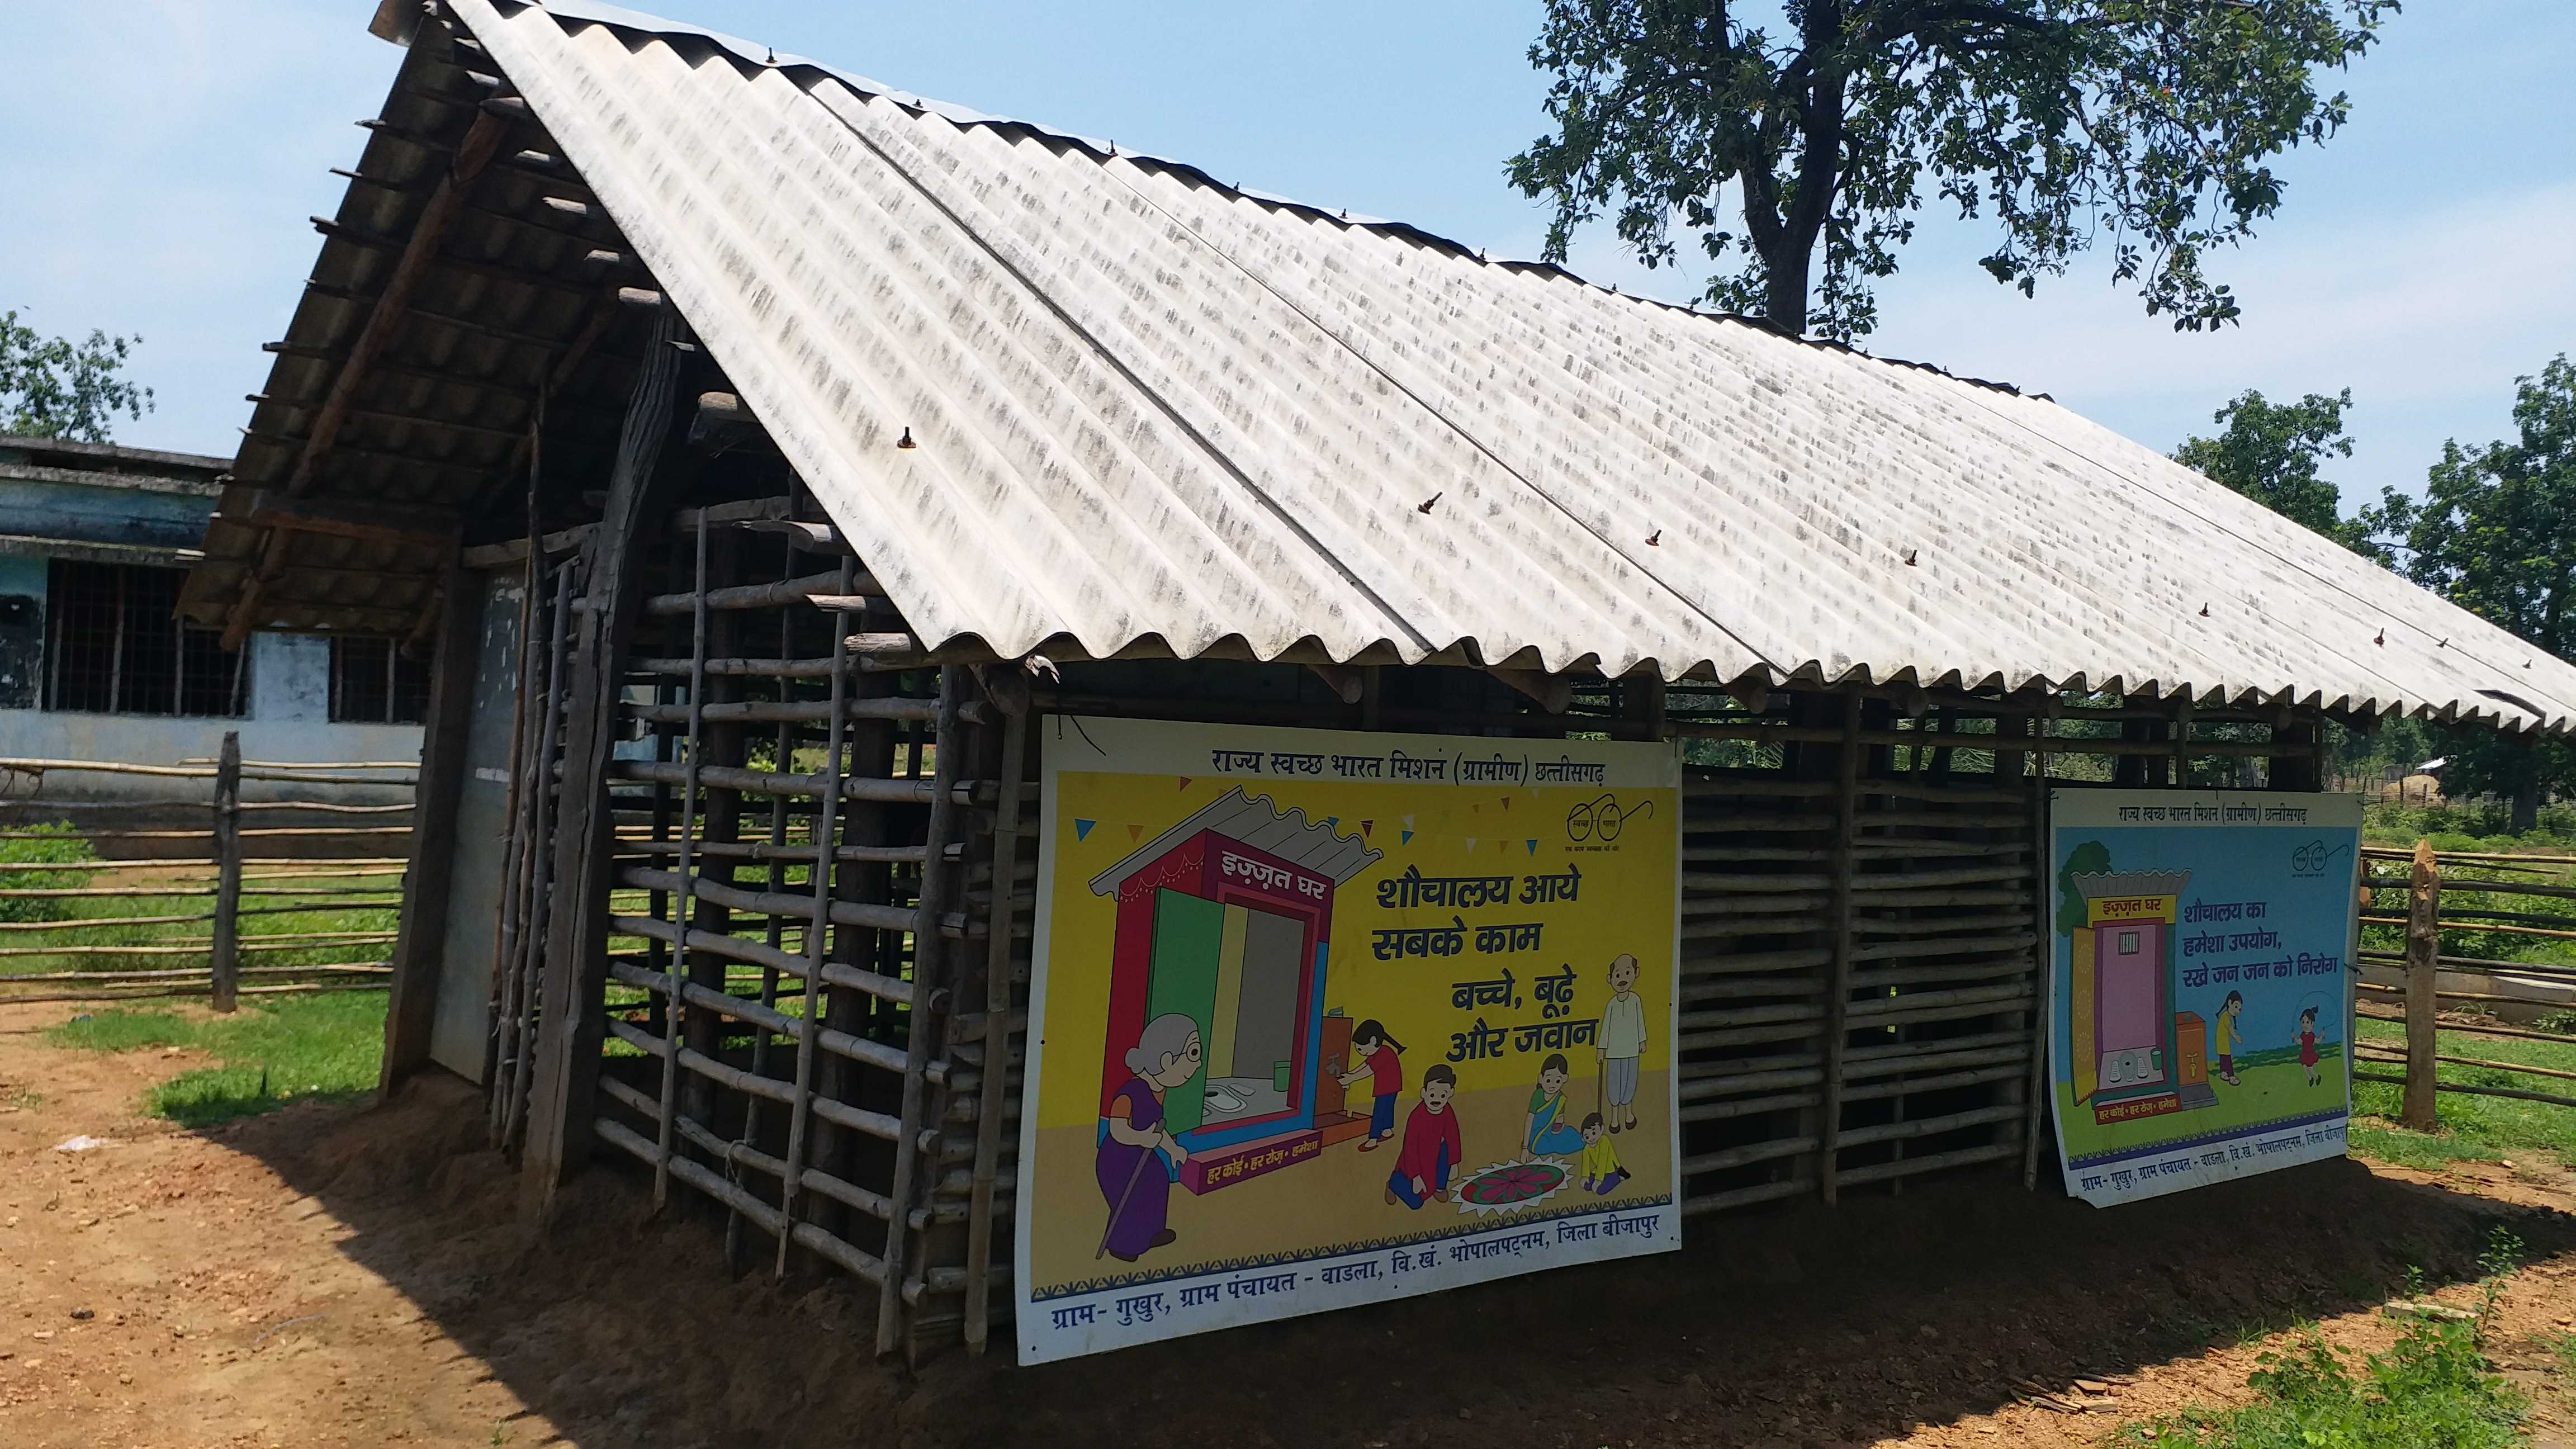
(1096, 1013), (1201, 1263)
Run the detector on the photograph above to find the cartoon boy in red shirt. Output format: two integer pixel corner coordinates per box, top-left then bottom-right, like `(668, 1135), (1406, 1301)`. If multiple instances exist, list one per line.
(1385, 1064), (1464, 1209)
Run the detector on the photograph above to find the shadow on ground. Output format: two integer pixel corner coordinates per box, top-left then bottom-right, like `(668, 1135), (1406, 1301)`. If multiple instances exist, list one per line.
(212, 1076), (2576, 1449)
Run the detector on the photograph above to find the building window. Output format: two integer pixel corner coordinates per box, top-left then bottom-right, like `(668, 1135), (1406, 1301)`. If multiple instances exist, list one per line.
(329, 636), (432, 724)
(43, 560), (248, 717)
(2117, 930), (2140, 955)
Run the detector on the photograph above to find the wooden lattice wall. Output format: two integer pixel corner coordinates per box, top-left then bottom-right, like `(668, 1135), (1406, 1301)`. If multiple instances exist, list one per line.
(463, 480), (2326, 1361)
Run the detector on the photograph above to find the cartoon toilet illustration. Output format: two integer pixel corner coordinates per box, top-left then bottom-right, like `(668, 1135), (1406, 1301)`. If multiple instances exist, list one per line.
(1087, 788), (1381, 1194)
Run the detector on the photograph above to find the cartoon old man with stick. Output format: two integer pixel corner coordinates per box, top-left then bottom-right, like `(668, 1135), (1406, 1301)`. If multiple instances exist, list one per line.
(1095, 1013), (1201, 1263)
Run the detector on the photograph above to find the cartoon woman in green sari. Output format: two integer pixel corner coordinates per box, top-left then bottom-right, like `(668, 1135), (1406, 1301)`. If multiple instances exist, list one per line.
(1522, 1052), (1585, 1158)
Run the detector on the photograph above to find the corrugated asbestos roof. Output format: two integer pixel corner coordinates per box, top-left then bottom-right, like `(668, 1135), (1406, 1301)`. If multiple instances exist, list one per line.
(385, 2), (2576, 730)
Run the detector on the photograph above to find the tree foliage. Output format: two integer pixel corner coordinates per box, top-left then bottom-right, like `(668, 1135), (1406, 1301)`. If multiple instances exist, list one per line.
(0, 309), (155, 443)
(1508, 1), (2395, 341)
(2359, 356), (2576, 819)
(2174, 386), (2381, 555)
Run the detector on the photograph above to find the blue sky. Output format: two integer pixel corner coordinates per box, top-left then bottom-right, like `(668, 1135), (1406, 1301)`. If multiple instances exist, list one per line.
(3, 1), (2566, 517)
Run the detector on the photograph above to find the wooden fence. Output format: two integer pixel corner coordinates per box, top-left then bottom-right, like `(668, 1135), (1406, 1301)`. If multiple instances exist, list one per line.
(0, 738), (415, 1007)
(2350, 839), (2576, 1122)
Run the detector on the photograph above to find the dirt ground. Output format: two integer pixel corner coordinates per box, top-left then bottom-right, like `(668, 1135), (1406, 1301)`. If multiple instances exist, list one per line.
(10, 997), (2576, 1449)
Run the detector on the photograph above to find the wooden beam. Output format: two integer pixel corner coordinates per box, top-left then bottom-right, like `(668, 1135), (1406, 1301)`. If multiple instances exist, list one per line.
(521, 308), (700, 1224)
(1816, 694), (1863, 1205)
(291, 108), (507, 495)
(1489, 667), (1575, 714)
(243, 489), (460, 548)
(226, 111), (511, 650)
(379, 569), (479, 1092)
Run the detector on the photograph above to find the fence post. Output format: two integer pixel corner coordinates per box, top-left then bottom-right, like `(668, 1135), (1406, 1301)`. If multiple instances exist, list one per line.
(210, 731), (243, 1013)
(2402, 837), (2440, 1130)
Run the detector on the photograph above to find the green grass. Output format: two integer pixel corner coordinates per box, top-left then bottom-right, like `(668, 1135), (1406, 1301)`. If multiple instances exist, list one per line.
(2363, 801), (2576, 855)
(2118, 1234), (2531, 1448)
(47, 992), (387, 1126)
(0, 823), (98, 922)
(0, 822), (408, 980)
(2350, 1017), (2576, 1170)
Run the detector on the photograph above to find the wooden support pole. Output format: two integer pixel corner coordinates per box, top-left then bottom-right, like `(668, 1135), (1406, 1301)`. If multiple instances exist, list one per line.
(651, 522), (712, 1210)
(209, 733), (243, 1013)
(964, 706), (1030, 1355)
(2403, 838), (2441, 1131)
(881, 667), (969, 1357)
(381, 570), (480, 1090)
(2021, 727), (2053, 1192)
(521, 309), (695, 1221)
(774, 569), (856, 1274)
(1816, 694), (1862, 1205)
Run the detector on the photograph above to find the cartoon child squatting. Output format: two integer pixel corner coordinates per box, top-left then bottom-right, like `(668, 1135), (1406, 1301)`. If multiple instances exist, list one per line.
(1337, 1018), (1406, 1152)
(2213, 990), (2246, 1087)
(1579, 1112), (1627, 1195)
(1523, 1052), (1585, 1158)
(1597, 953), (1646, 1133)
(1386, 1065), (1464, 1209)
(1094, 1014), (1200, 1263)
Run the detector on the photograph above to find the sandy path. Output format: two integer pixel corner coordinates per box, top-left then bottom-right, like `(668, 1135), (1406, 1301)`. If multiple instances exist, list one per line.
(8, 994), (2576, 1449)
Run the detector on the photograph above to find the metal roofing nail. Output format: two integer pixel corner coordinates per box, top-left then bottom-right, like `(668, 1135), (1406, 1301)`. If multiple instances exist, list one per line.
(1416, 493), (1441, 515)
(896, 428), (916, 450)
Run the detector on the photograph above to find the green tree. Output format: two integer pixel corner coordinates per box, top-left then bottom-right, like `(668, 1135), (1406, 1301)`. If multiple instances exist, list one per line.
(2360, 355), (2576, 830)
(0, 309), (155, 443)
(2173, 386), (2381, 555)
(1508, 1), (2395, 341)
(2056, 839), (2110, 935)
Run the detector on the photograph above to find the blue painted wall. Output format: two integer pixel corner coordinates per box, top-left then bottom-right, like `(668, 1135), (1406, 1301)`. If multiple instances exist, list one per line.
(0, 478), (214, 551)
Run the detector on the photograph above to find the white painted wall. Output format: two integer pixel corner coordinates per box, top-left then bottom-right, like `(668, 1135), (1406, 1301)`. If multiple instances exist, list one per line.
(0, 630), (424, 802)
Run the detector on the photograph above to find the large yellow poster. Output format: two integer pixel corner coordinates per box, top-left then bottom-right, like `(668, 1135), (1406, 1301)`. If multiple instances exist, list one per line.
(1013, 717), (1681, 1363)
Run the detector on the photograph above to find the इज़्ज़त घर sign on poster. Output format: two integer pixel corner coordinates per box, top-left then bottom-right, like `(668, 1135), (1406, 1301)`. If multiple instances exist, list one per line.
(2045, 789), (2362, 1208)
(1012, 717), (1682, 1363)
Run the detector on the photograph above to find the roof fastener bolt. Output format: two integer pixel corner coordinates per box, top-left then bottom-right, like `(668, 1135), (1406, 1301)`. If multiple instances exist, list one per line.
(897, 427), (916, 451)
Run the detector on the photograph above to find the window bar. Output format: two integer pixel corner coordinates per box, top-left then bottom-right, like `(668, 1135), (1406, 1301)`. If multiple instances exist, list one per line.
(652, 520), (712, 1209)
(108, 572), (126, 714)
(774, 556), (855, 1275)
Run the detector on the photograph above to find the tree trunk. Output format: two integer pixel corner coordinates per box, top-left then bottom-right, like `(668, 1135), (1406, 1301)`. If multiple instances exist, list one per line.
(2513, 775), (2541, 835)
(1763, 249), (1811, 337)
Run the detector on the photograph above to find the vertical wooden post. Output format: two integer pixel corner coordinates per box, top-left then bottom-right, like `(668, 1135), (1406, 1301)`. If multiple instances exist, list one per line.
(964, 706), (1030, 1354)
(652, 521), (712, 1209)
(210, 731), (243, 1013)
(1816, 692), (1862, 1205)
(2403, 838), (2441, 1131)
(880, 667), (969, 1355)
(382, 570), (481, 1091)
(522, 309), (695, 1221)
(2021, 717), (2054, 1191)
(775, 560), (856, 1273)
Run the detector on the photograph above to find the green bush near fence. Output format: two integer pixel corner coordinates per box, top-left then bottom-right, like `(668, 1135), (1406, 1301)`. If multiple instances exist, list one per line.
(0, 822), (97, 924)
(48, 991), (387, 1126)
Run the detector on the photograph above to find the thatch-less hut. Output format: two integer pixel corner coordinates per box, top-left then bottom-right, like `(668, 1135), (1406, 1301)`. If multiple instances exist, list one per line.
(181, 0), (2576, 1361)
